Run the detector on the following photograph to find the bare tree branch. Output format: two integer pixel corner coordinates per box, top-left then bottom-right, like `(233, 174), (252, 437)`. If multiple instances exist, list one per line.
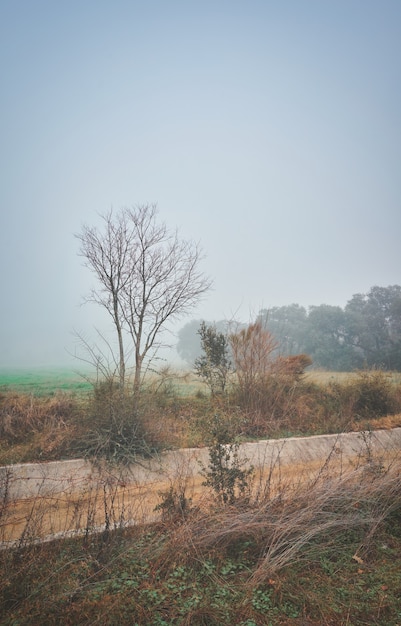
(76, 204), (212, 398)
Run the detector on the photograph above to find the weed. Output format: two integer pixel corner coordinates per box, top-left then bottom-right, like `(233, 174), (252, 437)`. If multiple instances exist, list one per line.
(154, 485), (193, 522)
(252, 588), (273, 613)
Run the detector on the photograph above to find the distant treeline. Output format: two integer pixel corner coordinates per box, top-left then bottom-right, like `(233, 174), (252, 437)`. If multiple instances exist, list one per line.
(177, 285), (401, 371)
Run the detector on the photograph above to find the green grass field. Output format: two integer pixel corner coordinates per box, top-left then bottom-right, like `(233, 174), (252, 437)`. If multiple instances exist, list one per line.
(0, 366), (206, 397)
(0, 367), (93, 395)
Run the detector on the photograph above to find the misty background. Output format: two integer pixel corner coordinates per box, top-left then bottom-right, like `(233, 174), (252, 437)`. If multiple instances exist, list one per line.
(1, 1), (400, 368)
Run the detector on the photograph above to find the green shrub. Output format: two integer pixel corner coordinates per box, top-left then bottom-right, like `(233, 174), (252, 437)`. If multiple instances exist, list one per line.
(154, 485), (193, 522)
(331, 370), (398, 422)
(200, 413), (254, 504)
(194, 322), (232, 395)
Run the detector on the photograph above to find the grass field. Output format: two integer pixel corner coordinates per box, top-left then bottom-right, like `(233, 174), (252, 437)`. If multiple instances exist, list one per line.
(305, 369), (401, 386)
(0, 366), (206, 397)
(0, 367), (93, 395)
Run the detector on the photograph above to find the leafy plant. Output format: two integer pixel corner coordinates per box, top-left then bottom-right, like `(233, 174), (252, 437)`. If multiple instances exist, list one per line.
(194, 322), (232, 395)
(200, 413), (254, 504)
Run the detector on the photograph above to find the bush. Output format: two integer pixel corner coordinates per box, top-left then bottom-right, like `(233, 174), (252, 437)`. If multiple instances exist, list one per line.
(77, 380), (151, 464)
(194, 322), (232, 396)
(229, 351), (313, 436)
(330, 370), (398, 422)
(199, 413), (254, 504)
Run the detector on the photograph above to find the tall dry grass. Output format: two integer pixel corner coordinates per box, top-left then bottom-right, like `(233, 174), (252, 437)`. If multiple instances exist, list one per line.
(0, 393), (76, 443)
(149, 450), (401, 588)
(0, 392), (81, 465)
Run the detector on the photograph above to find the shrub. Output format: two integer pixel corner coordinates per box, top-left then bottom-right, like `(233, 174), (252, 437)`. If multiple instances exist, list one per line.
(77, 379), (151, 464)
(229, 322), (278, 404)
(154, 485), (193, 522)
(330, 370), (398, 422)
(194, 322), (232, 395)
(228, 330), (314, 436)
(199, 413), (254, 504)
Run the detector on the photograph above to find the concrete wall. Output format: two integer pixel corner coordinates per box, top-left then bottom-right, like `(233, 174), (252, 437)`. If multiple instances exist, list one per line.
(1, 428), (401, 502)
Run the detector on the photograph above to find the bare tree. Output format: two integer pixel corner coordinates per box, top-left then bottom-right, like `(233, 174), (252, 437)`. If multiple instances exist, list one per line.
(77, 205), (211, 398)
(76, 209), (134, 388)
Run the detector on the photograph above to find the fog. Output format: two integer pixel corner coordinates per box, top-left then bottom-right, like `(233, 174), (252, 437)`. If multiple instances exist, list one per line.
(1, 1), (400, 368)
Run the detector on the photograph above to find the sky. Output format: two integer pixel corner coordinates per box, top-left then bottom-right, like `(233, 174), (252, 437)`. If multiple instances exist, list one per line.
(1, 0), (400, 368)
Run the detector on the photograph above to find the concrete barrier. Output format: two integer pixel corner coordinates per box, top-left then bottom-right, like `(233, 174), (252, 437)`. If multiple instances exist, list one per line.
(1, 428), (400, 502)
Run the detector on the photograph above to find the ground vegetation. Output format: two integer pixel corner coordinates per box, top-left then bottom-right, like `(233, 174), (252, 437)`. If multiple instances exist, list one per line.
(1, 446), (401, 625)
(1, 366), (401, 624)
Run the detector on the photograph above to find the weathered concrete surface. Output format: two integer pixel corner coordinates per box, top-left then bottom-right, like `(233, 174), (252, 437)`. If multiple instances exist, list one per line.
(1, 428), (401, 502)
(0, 428), (400, 547)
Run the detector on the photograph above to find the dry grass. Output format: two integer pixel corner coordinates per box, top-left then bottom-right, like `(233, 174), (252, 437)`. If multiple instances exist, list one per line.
(150, 443), (401, 578)
(0, 393), (81, 465)
(1, 431), (401, 624)
(0, 393), (76, 443)
(1, 367), (401, 623)
(2, 427), (398, 546)
(1, 367), (401, 465)
(306, 369), (401, 386)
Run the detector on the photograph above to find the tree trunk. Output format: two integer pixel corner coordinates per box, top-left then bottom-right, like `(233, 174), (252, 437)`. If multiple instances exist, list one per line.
(133, 353), (143, 411)
(117, 325), (125, 390)
(113, 296), (125, 390)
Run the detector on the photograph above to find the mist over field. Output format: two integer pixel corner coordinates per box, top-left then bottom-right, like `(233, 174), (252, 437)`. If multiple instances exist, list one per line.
(1, 1), (400, 368)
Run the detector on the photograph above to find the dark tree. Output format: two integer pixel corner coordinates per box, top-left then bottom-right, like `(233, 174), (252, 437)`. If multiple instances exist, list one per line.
(176, 319), (204, 366)
(177, 319), (231, 366)
(345, 285), (401, 369)
(258, 304), (308, 356)
(303, 304), (360, 371)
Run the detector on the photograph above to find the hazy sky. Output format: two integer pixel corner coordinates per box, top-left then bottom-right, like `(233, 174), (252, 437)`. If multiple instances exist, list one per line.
(1, 0), (400, 367)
